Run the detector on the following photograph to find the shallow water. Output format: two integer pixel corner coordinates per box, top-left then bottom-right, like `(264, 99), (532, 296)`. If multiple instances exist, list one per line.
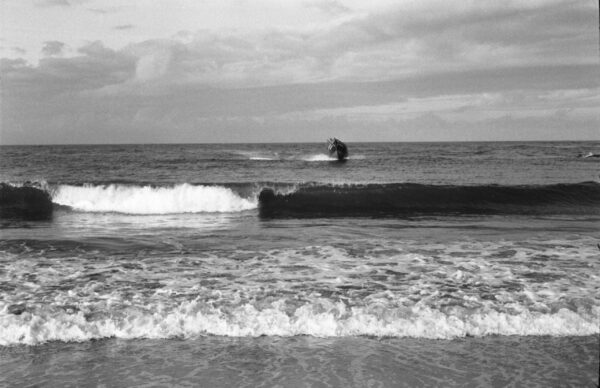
(1, 141), (599, 384)
(1, 336), (598, 387)
(1, 212), (598, 344)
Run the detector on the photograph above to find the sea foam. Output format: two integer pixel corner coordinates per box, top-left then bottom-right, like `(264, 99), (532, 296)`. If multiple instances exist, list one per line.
(52, 184), (257, 214)
(302, 154), (338, 162)
(1, 300), (597, 346)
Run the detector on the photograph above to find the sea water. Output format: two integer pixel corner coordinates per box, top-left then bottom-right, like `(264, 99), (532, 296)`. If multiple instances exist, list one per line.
(1, 142), (599, 386)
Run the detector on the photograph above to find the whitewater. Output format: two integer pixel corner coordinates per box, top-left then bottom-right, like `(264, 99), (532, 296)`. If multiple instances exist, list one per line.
(4, 180), (600, 217)
(1, 142), (599, 386)
(52, 183), (258, 214)
(2, 301), (597, 346)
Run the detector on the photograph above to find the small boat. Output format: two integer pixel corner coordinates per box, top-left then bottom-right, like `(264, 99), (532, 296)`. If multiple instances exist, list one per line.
(327, 138), (348, 161)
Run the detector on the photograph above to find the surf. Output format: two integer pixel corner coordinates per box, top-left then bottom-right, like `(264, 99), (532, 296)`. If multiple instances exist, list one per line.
(0, 182), (53, 220)
(51, 183), (258, 214)
(2, 181), (599, 218)
(258, 182), (600, 217)
(1, 299), (597, 345)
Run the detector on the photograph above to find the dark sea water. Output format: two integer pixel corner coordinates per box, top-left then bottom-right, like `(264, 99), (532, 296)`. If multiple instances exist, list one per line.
(1, 142), (599, 386)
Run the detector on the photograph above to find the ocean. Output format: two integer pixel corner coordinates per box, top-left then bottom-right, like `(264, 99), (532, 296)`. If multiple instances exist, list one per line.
(1, 141), (599, 386)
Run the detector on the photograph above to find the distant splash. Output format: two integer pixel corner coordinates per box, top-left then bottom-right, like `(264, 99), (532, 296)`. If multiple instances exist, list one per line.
(52, 184), (257, 214)
(243, 153), (339, 162)
(302, 154), (366, 162)
(232, 150), (279, 161)
(237, 152), (361, 162)
(1, 300), (597, 345)
(2, 181), (600, 217)
(302, 154), (338, 162)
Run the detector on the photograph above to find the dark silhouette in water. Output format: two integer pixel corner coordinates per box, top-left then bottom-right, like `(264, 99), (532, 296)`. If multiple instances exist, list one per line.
(327, 138), (348, 161)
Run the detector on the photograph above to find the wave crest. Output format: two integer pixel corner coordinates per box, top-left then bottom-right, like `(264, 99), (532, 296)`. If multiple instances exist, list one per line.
(3, 181), (599, 217)
(0, 182), (53, 220)
(53, 184), (257, 214)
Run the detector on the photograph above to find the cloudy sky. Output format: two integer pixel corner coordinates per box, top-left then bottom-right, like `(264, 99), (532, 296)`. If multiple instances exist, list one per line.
(1, 0), (598, 144)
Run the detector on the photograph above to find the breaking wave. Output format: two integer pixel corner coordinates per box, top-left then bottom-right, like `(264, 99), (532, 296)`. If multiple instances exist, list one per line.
(0, 182), (53, 220)
(52, 184), (257, 214)
(258, 182), (600, 217)
(2, 181), (599, 217)
(1, 300), (597, 346)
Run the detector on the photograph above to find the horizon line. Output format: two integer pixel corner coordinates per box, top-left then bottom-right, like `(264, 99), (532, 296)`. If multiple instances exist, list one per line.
(1, 139), (599, 147)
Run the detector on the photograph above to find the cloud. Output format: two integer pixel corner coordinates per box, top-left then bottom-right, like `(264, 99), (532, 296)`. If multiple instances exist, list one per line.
(4, 50), (597, 142)
(77, 40), (116, 57)
(2, 0), (599, 144)
(134, 50), (174, 81)
(41, 40), (65, 57)
(114, 24), (135, 30)
(34, 0), (71, 6)
(34, 0), (88, 7)
(0, 58), (29, 72)
(305, 0), (351, 16)
(12, 47), (26, 55)
(3, 41), (135, 101)
(16, 1), (600, 87)
(88, 6), (122, 14)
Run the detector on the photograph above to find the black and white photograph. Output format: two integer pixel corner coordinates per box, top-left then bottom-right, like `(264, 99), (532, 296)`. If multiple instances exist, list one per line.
(1, 1), (599, 386)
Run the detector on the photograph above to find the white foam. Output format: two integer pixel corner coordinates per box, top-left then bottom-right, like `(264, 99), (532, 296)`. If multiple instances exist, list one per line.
(233, 150), (278, 161)
(302, 154), (338, 162)
(52, 184), (257, 214)
(301, 154), (364, 161)
(1, 300), (597, 346)
(3, 180), (50, 190)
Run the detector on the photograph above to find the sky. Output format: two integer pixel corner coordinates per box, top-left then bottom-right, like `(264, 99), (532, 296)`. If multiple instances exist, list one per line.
(1, 0), (599, 144)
